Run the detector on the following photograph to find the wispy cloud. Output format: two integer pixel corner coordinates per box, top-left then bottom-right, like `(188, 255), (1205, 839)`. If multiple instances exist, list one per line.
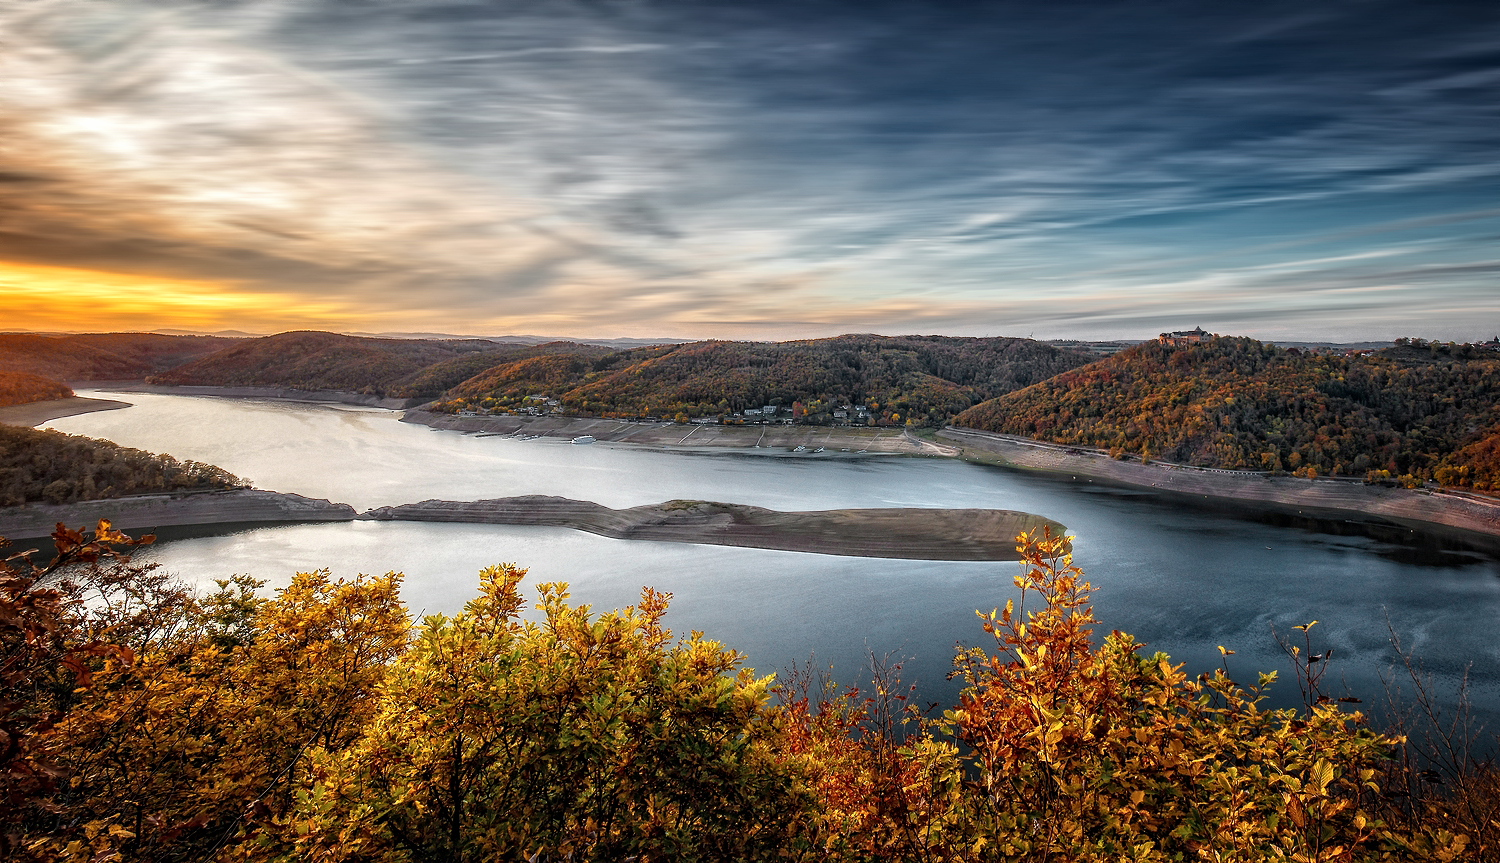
(0, 0), (1497, 340)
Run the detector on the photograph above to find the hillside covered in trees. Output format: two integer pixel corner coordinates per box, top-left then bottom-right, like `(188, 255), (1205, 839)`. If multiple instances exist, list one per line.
(0, 333), (236, 381)
(439, 335), (1093, 426)
(955, 336), (1500, 491)
(2, 526), (1486, 861)
(0, 425), (244, 506)
(0, 371), (72, 408)
(147, 331), (521, 398)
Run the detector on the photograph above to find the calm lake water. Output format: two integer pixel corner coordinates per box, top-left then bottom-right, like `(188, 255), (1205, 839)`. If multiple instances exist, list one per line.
(47, 391), (1500, 731)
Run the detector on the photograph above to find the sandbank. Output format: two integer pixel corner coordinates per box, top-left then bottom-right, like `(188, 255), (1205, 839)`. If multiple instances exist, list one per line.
(364, 495), (1063, 561)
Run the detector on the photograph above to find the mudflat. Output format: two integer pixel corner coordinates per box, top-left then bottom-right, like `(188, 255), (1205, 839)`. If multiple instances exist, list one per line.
(364, 495), (1065, 561)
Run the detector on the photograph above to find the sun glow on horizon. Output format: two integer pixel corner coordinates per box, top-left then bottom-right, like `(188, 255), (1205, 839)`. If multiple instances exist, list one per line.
(0, 261), (362, 334)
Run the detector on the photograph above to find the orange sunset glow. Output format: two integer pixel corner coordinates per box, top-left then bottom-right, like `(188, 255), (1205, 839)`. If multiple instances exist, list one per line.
(0, 261), (357, 334)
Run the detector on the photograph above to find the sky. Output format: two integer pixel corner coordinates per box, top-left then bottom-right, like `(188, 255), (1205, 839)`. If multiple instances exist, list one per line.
(1, 0), (1498, 342)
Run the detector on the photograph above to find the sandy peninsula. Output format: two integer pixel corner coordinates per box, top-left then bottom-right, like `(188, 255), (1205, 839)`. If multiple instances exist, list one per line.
(0, 489), (357, 542)
(364, 495), (1063, 561)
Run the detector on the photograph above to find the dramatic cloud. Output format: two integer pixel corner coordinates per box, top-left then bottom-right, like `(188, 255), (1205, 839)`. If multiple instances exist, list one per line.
(1, 0), (1497, 339)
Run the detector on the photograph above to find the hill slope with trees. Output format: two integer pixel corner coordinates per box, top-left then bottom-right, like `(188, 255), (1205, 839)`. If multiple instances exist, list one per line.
(439, 335), (1093, 426)
(0, 425), (245, 506)
(148, 331), (518, 398)
(955, 336), (1500, 491)
(0, 372), (72, 408)
(0, 333), (236, 380)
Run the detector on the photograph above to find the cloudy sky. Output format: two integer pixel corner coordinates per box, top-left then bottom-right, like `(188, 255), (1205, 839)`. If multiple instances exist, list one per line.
(2, 0), (1498, 341)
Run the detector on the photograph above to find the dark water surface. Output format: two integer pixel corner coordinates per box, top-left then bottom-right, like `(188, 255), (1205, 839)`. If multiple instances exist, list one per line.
(47, 392), (1500, 734)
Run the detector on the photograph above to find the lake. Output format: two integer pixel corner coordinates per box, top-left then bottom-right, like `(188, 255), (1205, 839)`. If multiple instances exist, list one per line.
(45, 390), (1500, 732)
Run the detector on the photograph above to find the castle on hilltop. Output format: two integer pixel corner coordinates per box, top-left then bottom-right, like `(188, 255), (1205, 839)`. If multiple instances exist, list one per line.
(1158, 326), (1210, 346)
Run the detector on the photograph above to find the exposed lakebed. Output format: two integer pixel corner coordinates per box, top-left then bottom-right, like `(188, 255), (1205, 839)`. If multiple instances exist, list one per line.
(367, 496), (1062, 560)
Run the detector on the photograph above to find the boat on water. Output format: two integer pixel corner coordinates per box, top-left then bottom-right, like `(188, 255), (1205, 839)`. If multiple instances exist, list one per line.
(572, 435), (596, 445)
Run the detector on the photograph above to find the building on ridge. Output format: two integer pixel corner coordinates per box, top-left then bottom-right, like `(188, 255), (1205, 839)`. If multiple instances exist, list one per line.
(1158, 326), (1211, 346)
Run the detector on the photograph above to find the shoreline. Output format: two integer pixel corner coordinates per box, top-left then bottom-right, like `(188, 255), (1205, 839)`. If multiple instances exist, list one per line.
(402, 409), (957, 457)
(0, 489), (357, 543)
(404, 410), (1500, 541)
(938, 426), (1500, 540)
(365, 495), (1064, 561)
(97, 383), (424, 411)
(0, 396), (132, 427)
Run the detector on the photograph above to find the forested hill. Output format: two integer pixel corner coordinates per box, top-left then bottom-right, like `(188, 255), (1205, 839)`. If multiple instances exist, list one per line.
(0, 425), (244, 506)
(147, 331), (550, 399)
(0, 333), (236, 381)
(437, 335), (1093, 425)
(0, 372), (72, 408)
(954, 336), (1500, 491)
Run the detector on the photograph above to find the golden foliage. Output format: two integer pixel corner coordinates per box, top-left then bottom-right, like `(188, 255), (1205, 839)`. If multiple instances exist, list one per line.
(3, 525), (1494, 861)
(0, 371), (71, 408)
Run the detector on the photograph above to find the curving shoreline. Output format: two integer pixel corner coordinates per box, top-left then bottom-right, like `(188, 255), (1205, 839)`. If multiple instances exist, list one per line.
(99, 383), (423, 410)
(402, 409), (956, 456)
(938, 426), (1500, 540)
(364, 495), (1064, 561)
(0, 396), (132, 427)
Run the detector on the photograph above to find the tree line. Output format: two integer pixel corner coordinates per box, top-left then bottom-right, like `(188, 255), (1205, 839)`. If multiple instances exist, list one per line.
(2, 524), (1489, 861)
(438, 335), (1093, 427)
(0, 425), (245, 507)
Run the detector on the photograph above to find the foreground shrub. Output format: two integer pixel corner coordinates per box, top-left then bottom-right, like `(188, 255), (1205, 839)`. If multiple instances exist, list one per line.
(246, 569), (814, 862)
(3, 524), (1490, 861)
